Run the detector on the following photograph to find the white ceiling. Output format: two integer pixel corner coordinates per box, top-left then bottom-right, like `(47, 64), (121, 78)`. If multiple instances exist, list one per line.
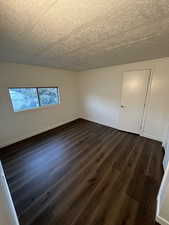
(1, 0), (169, 71)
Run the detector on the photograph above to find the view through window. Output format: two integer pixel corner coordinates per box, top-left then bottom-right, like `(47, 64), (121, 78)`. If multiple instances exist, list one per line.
(9, 87), (60, 112)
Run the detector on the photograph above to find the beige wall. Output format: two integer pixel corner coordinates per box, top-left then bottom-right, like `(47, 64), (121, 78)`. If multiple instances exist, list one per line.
(78, 57), (169, 141)
(0, 62), (79, 147)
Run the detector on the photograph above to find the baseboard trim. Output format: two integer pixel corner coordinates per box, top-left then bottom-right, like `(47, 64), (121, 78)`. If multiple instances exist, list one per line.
(79, 117), (117, 129)
(0, 118), (80, 150)
(140, 132), (162, 142)
(156, 215), (169, 225)
(80, 117), (162, 142)
(1, 117), (162, 150)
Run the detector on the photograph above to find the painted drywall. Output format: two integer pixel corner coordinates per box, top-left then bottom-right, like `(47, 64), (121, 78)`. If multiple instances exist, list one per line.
(163, 124), (169, 170)
(1, 57), (169, 146)
(78, 57), (169, 141)
(0, 162), (19, 225)
(159, 189), (169, 224)
(156, 124), (169, 224)
(159, 166), (169, 224)
(0, 62), (79, 147)
(156, 161), (169, 225)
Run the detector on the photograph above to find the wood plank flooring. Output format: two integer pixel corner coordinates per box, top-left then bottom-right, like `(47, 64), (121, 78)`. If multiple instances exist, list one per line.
(0, 119), (164, 225)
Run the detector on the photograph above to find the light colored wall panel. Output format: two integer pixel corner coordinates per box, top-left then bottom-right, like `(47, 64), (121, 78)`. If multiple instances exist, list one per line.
(156, 161), (169, 225)
(78, 57), (169, 141)
(0, 62), (79, 147)
(0, 162), (19, 225)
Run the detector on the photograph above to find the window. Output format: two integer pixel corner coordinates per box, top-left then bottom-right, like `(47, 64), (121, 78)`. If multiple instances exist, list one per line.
(9, 88), (39, 112)
(9, 87), (60, 112)
(38, 88), (60, 106)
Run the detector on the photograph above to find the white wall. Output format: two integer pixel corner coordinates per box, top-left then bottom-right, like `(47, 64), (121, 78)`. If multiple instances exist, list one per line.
(159, 167), (169, 225)
(78, 57), (169, 141)
(156, 162), (169, 225)
(1, 57), (169, 146)
(0, 62), (79, 147)
(157, 122), (169, 224)
(1, 58), (169, 224)
(163, 124), (169, 170)
(0, 162), (19, 225)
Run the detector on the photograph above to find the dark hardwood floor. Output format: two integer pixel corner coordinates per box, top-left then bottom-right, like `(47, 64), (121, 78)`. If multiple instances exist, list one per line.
(0, 119), (164, 225)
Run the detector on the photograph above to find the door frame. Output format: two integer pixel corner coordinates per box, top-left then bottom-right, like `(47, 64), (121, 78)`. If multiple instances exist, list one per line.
(119, 68), (152, 136)
(139, 69), (152, 136)
(0, 161), (20, 225)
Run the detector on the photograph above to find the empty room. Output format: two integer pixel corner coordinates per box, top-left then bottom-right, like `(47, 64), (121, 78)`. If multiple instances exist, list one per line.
(0, 1), (169, 225)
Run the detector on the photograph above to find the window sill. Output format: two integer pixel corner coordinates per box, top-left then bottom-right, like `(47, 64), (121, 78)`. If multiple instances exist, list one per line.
(13, 103), (60, 113)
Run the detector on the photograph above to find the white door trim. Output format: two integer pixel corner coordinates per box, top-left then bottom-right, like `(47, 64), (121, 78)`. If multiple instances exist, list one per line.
(0, 161), (20, 225)
(139, 69), (152, 136)
(156, 215), (169, 225)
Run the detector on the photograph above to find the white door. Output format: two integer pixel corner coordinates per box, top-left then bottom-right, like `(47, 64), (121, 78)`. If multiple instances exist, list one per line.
(119, 69), (150, 134)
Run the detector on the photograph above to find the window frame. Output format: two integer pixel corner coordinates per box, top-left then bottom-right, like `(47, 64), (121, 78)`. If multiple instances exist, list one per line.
(8, 87), (60, 112)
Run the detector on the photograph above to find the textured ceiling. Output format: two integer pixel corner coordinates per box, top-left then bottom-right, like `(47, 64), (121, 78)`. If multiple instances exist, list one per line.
(0, 0), (169, 71)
